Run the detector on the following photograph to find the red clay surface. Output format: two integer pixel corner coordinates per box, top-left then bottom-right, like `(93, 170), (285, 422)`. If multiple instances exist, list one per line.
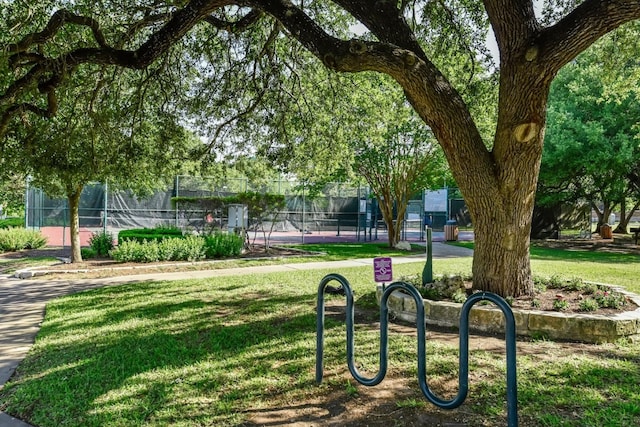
(39, 226), (95, 247)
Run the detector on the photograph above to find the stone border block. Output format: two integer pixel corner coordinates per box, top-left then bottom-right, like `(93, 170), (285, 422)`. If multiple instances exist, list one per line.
(376, 285), (640, 343)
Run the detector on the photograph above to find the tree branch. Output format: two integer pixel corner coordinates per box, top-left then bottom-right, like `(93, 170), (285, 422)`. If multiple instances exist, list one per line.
(204, 9), (264, 33)
(7, 9), (109, 54)
(330, 0), (436, 66)
(122, 12), (175, 46)
(538, 0), (640, 73)
(0, 0), (236, 136)
(0, 100), (56, 137)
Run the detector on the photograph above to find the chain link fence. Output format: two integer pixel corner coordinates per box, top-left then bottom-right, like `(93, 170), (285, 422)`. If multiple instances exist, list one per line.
(25, 176), (469, 244)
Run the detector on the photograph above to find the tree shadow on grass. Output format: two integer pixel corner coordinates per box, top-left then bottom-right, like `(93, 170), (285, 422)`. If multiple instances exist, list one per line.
(1, 280), (324, 426)
(4, 277), (640, 427)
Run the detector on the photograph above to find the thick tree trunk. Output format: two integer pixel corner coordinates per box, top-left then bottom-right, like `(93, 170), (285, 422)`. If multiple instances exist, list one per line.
(425, 61), (551, 297)
(613, 199), (638, 234)
(613, 199), (627, 234)
(613, 200), (640, 234)
(592, 201), (614, 234)
(470, 203), (534, 297)
(67, 188), (83, 263)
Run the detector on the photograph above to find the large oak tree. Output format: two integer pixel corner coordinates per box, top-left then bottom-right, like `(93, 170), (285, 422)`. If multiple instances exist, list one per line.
(1, 1), (639, 296)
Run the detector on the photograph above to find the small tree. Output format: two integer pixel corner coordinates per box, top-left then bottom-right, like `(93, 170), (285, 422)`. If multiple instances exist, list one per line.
(356, 123), (447, 248)
(0, 172), (25, 217)
(238, 192), (286, 249)
(2, 68), (198, 262)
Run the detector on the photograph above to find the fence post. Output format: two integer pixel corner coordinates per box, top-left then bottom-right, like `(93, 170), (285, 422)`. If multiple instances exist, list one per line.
(103, 182), (108, 234)
(24, 176), (30, 229)
(175, 175), (179, 228)
(302, 182), (306, 244)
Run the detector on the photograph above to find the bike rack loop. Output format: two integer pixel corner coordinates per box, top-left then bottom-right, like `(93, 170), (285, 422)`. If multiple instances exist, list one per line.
(316, 273), (518, 427)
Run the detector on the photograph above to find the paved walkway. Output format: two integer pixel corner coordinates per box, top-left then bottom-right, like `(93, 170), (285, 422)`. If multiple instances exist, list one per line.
(0, 242), (472, 427)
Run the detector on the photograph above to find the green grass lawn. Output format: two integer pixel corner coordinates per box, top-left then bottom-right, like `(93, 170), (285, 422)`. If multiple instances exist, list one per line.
(1, 245), (639, 426)
(452, 241), (640, 294)
(287, 242), (426, 259)
(0, 256), (59, 274)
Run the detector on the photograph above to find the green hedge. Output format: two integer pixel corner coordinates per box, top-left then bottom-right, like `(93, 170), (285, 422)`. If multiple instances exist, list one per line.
(118, 227), (184, 244)
(110, 231), (244, 263)
(110, 235), (204, 263)
(171, 192), (286, 215)
(89, 231), (115, 257)
(0, 217), (24, 229)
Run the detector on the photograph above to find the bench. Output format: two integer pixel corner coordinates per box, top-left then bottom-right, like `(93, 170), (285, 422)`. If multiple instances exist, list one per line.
(631, 227), (640, 245)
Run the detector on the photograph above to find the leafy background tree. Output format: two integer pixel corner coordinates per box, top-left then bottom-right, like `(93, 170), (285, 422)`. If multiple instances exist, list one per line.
(2, 62), (199, 262)
(538, 21), (640, 234)
(0, 173), (25, 217)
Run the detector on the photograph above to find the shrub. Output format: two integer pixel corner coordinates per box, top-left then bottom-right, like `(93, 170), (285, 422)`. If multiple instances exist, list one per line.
(401, 273), (469, 302)
(110, 236), (205, 263)
(110, 239), (160, 263)
(81, 248), (97, 259)
(580, 282), (599, 295)
(451, 288), (469, 303)
(0, 218), (24, 229)
(0, 228), (47, 252)
(546, 275), (564, 289)
(532, 276), (547, 293)
(158, 235), (206, 262)
(204, 232), (244, 258)
(579, 298), (599, 312)
(118, 227), (184, 244)
(421, 286), (444, 300)
(593, 289), (627, 309)
(564, 277), (585, 292)
(89, 231), (114, 256)
(553, 298), (569, 311)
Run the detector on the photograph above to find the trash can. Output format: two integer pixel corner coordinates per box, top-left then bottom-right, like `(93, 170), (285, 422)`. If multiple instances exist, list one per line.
(444, 220), (459, 241)
(600, 223), (612, 239)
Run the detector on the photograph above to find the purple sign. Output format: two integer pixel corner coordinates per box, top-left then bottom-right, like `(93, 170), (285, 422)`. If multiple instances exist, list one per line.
(373, 257), (393, 283)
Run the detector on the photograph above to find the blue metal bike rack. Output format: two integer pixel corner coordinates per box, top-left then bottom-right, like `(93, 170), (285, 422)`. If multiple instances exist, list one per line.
(316, 273), (518, 426)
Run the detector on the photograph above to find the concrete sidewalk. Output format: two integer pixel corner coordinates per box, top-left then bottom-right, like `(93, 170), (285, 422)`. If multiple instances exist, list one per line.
(0, 242), (472, 427)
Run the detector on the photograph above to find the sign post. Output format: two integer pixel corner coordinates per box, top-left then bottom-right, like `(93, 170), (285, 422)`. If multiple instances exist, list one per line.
(422, 227), (433, 284)
(373, 257), (393, 289)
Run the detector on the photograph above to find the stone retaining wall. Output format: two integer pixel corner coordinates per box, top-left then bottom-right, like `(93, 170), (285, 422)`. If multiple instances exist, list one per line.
(376, 285), (640, 343)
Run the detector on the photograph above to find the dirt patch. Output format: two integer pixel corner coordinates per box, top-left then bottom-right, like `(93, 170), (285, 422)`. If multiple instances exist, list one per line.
(507, 285), (637, 315)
